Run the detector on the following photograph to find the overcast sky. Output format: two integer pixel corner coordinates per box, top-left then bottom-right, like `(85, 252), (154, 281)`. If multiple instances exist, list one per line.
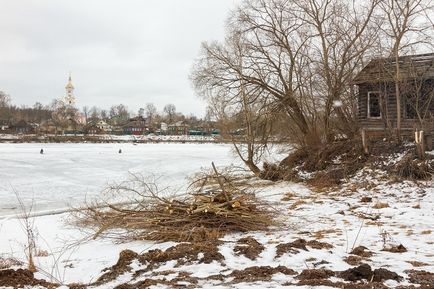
(0, 0), (239, 117)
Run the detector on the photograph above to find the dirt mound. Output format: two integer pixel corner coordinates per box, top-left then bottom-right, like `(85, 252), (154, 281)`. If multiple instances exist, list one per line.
(0, 269), (57, 289)
(229, 266), (296, 283)
(350, 246), (373, 257)
(94, 242), (224, 285)
(234, 237), (264, 260)
(382, 244), (407, 253)
(297, 268), (335, 280)
(113, 279), (169, 289)
(276, 239), (333, 257)
(272, 140), (428, 188)
(278, 139), (367, 187)
(406, 270), (434, 286)
(295, 279), (390, 288)
(340, 264), (401, 282)
(372, 268), (402, 282)
(344, 255), (363, 266)
(96, 250), (139, 284)
(140, 241), (224, 267)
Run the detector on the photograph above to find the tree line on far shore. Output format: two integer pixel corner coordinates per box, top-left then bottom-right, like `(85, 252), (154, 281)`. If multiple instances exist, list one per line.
(0, 91), (210, 131)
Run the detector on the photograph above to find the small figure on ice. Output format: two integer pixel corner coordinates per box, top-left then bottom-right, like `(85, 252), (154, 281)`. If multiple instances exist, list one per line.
(40, 149), (44, 154)
(119, 149), (122, 154)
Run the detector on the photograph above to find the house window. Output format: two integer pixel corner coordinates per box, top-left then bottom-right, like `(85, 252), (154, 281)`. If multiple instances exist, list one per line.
(367, 92), (381, 118)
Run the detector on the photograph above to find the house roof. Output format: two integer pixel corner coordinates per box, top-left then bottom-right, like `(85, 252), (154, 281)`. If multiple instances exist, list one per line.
(122, 120), (147, 128)
(169, 121), (187, 127)
(353, 53), (434, 84)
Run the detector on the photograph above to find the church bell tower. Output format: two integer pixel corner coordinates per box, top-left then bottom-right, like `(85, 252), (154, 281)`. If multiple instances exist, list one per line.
(64, 73), (75, 106)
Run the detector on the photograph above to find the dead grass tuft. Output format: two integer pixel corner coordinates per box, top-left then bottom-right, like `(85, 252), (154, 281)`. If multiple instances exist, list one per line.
(373, 202), (389, 209)
(394, 153), (434, 180)
(406, 260), (430, 267)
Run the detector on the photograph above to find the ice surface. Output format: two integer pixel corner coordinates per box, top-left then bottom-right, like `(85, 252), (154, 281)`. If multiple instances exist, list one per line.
(0, 143), (237, 216)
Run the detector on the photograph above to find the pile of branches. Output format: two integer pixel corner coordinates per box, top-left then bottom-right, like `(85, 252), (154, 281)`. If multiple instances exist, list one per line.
(76, 164), (276, 242)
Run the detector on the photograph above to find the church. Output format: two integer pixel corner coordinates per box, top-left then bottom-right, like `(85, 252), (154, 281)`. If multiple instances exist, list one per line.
(64, 74), (76, 106)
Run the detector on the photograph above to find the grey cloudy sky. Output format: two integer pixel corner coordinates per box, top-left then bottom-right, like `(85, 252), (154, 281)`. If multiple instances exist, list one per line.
(0, 0), (239, 117)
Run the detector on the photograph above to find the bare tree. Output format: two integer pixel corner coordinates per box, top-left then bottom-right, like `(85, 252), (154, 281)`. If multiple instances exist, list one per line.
(192, 0), (381, 147)
(109, 104), (130, 124)
(82, 106), (89, 124)
(51, 99), (80, 134)
(163, 104), (176, 123)
(379, 0), (433, 140)
(0, 90), (11, 107)
(145, 103), (157, 127)
(296, 0), (380, 141)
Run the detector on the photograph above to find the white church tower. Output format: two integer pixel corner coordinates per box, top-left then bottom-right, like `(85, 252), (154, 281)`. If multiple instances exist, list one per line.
(64, 73), (75, 106)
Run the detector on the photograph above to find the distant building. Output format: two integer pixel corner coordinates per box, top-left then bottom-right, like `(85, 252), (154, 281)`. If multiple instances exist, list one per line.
(0, 120), (10, 132)
(64, 73), (76, 106)
(84, 124), (105, 135)
(168, 121), (189, 135)
(95, 120), (112, 132)
(122, 116), (148, 135)
(10, 120), (36, 134)
(159, 122), (168, 134)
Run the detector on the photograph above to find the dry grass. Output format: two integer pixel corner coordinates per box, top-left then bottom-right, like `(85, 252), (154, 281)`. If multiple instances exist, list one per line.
(373, 202), (390, 209)
(74, 170), (277, 242)
(0, 256), (23, 269)
(288, 200), (305, 210)
(406, 260), (430, 267)
(395, 153), (434, 180)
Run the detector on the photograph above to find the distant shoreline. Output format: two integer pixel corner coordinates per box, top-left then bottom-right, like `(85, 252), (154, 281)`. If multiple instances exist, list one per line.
(0, 134), (230, 144)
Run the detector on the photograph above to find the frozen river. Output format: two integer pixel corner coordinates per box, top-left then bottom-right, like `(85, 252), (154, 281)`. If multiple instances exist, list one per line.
(0, 143), (237, 216)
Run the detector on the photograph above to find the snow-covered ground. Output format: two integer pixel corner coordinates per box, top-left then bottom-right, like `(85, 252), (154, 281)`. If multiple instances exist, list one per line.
(1, 144), (433, 288)
(1, 174), (433, 288)
(0, 143), (237, 216)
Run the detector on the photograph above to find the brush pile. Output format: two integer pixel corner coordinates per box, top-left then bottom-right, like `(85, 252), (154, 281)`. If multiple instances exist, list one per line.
(76, 165), (276, 242)
(394, 152), (434, 180)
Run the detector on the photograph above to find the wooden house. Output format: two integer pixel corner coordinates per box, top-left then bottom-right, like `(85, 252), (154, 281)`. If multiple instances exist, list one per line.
(168, 121), (189, 135)
(83, 124), (105, 135)
(10, 120), (36, 134)
(122, 116), (148, 135)
(354, 53), (434, 138)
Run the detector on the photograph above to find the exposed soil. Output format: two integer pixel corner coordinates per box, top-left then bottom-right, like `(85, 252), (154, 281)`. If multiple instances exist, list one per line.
(275, 238), (333, 257)
(0, 269), (58, 289)
(229, 265), (296, 283)
(351, 246), (374, 257)
(139, 241), (224, 267)
(344, 255), (363, 266)
(405, 270), (434, 286)
(339, 264), (401, 282)
(233, 236), (264, 260)
(68, 284), (87, 289)
(292, 279), (390, 288)
(360, 196), (372, 203)
(94, 241), (224, 286)
(382, 244), (407, 253)
(113, 278), (170, 289)
(95, 249), (139, 284)
(297, 268), (335, 280)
